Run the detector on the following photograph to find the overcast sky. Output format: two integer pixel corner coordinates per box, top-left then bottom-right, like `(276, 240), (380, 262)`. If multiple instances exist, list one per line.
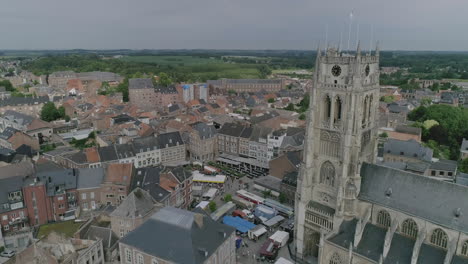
(1, 0), (467, 51)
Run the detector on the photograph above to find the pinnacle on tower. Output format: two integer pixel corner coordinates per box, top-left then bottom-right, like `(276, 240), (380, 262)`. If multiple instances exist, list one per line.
(376, 41), (380, 56)
(356, 40), (361, 57)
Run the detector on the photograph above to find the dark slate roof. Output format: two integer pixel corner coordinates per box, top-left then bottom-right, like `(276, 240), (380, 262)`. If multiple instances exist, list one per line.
(98, 146), (119, 162)
(2, 110), (35, 126)
(168, 104), (180, 112)
(417, 243), (446, 264)
(110, 188), (157, 218)
(169, 166), (192, 183)
(191, 122), (216, 139)
(115, 144), (136, 160)
(198, 106), (208, 113)
(36, 169), (78, 196)
(360, 163), (468, 233)
(155, 85), (177, 94)
(119, 207), (235, 264)
(112, 114), (135, 124)
(383, 139), (433, 162)
(0, 176), (25, 213)
(354, 224), (386, 261)
(209, 103), (220, 109)
(383, 232), (414, 264)
(131, 167), (170, 203)
(282, 171), (298, 187)
(0, 96), (49, 107)
(133, 136), (159, 153)
(240, 126), (253, 139)
(286, 151), (302, 167)
(250, 111), (280, 124)
(158, 131), (184, 148)
(84, 225), (119, 249)
(218, 122), (248, 137)
(456, 173), (468, 187)
(199, 99), (207, 105)
(429, 159), (458, 172)
(129, 78), (154, 89)
(77, 168), (105, 189)
(0, 127), (19, 140)
(249, 126), (272, 142)
(328, 219), (357, 248)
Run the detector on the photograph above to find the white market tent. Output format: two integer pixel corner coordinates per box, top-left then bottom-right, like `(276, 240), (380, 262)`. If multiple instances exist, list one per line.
(275, 257), (294, 264)
(269, 230), (289, 247)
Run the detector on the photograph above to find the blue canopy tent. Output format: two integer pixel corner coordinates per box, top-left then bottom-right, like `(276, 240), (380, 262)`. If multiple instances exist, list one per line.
(223, 216), (256, 233)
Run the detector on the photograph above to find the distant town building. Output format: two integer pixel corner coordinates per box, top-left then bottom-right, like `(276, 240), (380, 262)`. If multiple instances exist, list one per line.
(207, 78), (285, 94)
(119, 207), (236, 264)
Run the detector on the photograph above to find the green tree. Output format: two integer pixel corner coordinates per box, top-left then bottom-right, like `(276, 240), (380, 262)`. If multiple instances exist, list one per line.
(297, 93), (310, 113)
(0, 80), (14, 92)
(423, 120), (439, 130)
(58, 106), (66, 118)
(268, 98), (275, 103)
(460, 158), (468, 173)
(429, 83), (439, 92)
(208, 201), (217, 212)
(40, 102), (60, 122)
(257, 65), (272, 79)
(158, 72), (173, 87)
(379, 132), (388, 138)
(380, 95), (396, 103)
(279, 193), (287, 204)
(299, 113), (306, 120)
(224, 194), (232, 203)
(285, 103), (295, 111)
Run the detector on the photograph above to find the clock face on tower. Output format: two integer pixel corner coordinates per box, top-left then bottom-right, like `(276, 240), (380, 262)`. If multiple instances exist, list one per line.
(331, 65), (341, 77)
(365, 64), (370, 76)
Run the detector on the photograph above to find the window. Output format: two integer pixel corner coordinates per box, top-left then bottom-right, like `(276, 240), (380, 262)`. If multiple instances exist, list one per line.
(2, 215), (7, 221)
(324, 95), (332, 120)
(334, 97), (342, 121)
(329, 252), (343, 264)
(320, 161), (335, 187)
(401, 219), (418, 239)
(430, 228), (448, 249)
(82, 193), (87, 200)
(439, 171), (444, 176)
(3, 225), (9, 231)
(90, 192), (95, 199)
(152, 259), (159, 264)
(137, 254), (144, 264)
(448, 172), (453, 177)
(125, 248), (132, 262)
(376, 210), (391, 228)
(431, 170), (436, 176)
(462, 240), (468, 256)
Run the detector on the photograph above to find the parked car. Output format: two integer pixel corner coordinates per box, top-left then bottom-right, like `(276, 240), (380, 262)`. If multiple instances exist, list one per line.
(1, 249), (15, 258)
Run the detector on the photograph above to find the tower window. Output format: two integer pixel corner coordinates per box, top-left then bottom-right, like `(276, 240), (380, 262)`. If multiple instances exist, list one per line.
(320, 161), (335, 187)
(334, 80), (337, 84)
(401, 219), (418, 239)
(324, 95), (332, 120)
(334, 97), (342, 121)
(376, 210), (391, 228)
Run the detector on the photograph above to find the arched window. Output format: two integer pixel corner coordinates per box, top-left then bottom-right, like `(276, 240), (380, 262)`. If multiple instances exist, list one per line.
(320, 161), (335, 187)
(430, 228), (448, 249)
(329, 252), (343, 264)
(376, 210), (391, 228)
(334, 97), (342, 122)
(462, 240), (468, 256)
(368, 94), (373, 123)
(362, 96), (368, 125)
(401, 219), (418, 239)
(324, 95), (332, 120)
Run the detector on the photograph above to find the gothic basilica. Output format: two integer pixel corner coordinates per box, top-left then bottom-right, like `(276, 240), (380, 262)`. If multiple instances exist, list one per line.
(294, 44), (468, 264)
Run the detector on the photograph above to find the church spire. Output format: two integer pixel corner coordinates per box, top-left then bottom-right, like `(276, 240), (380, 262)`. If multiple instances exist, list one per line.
(356, 40), (361, 57)
(376, 41), (380, 57)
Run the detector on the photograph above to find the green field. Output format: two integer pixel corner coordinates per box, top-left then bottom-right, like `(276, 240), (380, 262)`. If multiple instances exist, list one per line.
(37, 220), (82, 238)
(120, 55), (262, 80)
(121, 55), (222, 66)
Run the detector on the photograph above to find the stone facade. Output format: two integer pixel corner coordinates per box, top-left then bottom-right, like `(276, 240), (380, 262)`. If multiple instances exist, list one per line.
(295, 45), (380, 258)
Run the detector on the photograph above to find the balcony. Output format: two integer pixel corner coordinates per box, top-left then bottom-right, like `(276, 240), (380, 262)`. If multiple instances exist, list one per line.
(9, 216), (28, 225)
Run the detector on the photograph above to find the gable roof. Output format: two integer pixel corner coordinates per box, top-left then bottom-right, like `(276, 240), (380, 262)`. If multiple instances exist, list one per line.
(77, 168), (105, 189)
(2, 110), (35, 127)
(129, 78), (154, 90)
(383, 138), (433, 162)
(110, 188), (159, 218)
(120, 207), (235, 264)
(360, 163), (468, 233)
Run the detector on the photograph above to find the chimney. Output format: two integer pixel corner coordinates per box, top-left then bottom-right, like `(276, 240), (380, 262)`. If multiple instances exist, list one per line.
(194, 213), (204, 228)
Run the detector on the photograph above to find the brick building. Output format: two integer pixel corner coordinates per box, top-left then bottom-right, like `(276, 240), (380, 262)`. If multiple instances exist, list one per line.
(100, 163), (134, 206)
(207, 78), (285, 94)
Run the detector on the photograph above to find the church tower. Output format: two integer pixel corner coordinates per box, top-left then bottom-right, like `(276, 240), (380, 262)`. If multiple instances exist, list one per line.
(295, 43), (380, 258)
